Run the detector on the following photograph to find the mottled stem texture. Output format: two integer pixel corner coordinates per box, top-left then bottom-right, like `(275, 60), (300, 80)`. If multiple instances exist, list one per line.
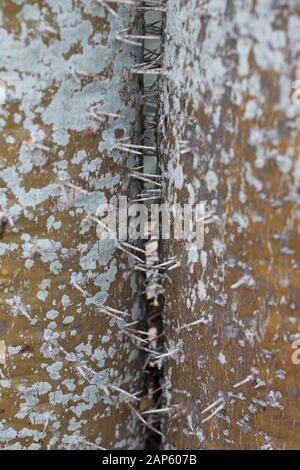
(159, 0), (300, 451)
(0, 0), (300, 451)
(0, 0), (143, 450)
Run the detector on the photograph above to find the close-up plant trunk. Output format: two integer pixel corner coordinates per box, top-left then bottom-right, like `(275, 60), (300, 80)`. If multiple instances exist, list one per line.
(0, 0), (144, 450)
(0, 0), (299, 453)
(159, 0), (300, 450)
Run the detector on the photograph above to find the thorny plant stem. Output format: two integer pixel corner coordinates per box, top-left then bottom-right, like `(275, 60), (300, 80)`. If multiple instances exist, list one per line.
(132, 5), (166, 449)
